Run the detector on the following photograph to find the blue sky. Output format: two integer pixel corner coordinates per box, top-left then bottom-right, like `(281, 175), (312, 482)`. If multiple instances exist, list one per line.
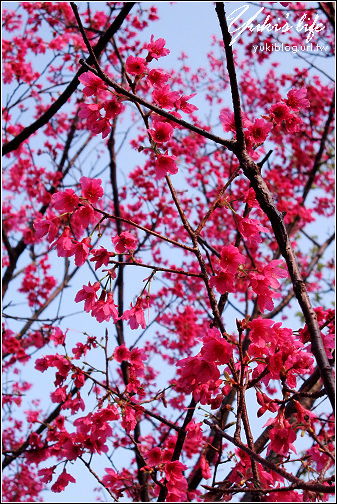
(2, 2), (334, 502)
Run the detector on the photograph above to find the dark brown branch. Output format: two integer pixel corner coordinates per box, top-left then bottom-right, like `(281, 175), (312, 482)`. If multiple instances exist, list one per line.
(215, 1), (335, 412)
(204, 420), (334, 494)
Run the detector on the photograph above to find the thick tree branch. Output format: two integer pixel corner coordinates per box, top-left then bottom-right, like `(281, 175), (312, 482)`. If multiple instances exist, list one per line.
(215, 1), (335, 412)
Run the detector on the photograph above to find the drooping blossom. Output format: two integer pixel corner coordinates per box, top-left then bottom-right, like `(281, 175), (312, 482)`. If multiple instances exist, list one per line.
(284, 113), (303, 133)
(149, 121), (174, 144)
(152, 84), (180, 109)
(90, 247), (111, 270)
(237, 216), (269, 248)
(78, 72), (106, 96)
(113, 343), (131, 363)
(50, 469), (76, 493)
(269, 102), (291, 124)
(200, 455), (212, 479)
(219, 244), (245, 273)
(79, 176), (104, 204)
(121, 298), (146, 330)
(200, 328), (233, 365)
(164, 460), (188, 502)
(103, 97), (124, 119)
(71, 204), (96, 231)
(248, 317), (277, 348)
(176, 355), (220, 395)
(174, 93), (198, 113)
(111, 231), (138, 254)
(74, 281), (100, 312)
(154, 154), (178, 178)
(220, 109), (236, 132)
(53, 227), (75, 258)
(209, 270), (236, 294)
(91, 291), (119, 323)
(73, 237), (91, 267)
(147, 68), (170, 88)
(126, 55), (146, 75)
(145, 447), (162, 466)
(285, 87), (310, 111)
(38, 466), (56, 484)
(51, 188), (79, 213)
(33, 216), (60, 243)
(268, 416), (297, 457)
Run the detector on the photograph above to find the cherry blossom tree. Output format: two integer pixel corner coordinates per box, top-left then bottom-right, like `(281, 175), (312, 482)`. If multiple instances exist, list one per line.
(2, 2), (335, 502)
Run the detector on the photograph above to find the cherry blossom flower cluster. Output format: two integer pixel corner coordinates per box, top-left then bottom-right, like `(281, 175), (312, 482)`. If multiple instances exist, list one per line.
(78, 35), (199, 179)
(220, 86), (310, 159)
(209, 241), (288, 312)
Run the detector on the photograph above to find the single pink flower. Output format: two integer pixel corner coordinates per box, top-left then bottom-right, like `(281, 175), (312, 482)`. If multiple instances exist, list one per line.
(126, 55), (146, 75)
(174, 93), (198, 113)
(54, 226), (75, 258)
(33, 217), (60, 242)
(246, 118), (273, 143)
(90, 247), (111, 270)
(73, 237), (91, 267)
(111, 231), (138, 254)
(219, 244), (245, 273)
(269, 102), (291, 124)
(237, 216), (269, 248)
(145, 447), (162, 466)
(144, 35), (170, 61)
(50, 469), (76, 493)
(147, 68), (170, 88)
(91, 291), (119, 323)
(209, 271), (236, 294)
(154, 154), (178, 178)
(285, 87), (310, 111)
(71, 204), (96, 230)
(75, 281), (100, 312)
(79, 176), (104, 204)
(103, 98), (124, 119)
(52, 189), (79, 213)
(113, 343), (131, 363)
(269, 417), (297, 457)
(200, 328), (233, 365)
(152, 84), (180, 109)
(149, 121), (174, 144)
(121, 299), (146, 330)
(78, 72), (106, 96)
(284, 114), (303, 133)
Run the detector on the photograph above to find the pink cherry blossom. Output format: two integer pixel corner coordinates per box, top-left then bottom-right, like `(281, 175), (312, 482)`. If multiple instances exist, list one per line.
(219, 244), (245, 273)
(51, 188), (79, 213)
(149, 121), (174, 144)
(111, 231), (138, 254)
(246, 118), (273, 143)
(268, 416), (297, 457)
(91, 291), (119, 323)
(144, 35), (170, 61)
(269, 102), (291, 124)
(154, 154), (178, 178)
(285, 87), (310, 111)
(126, 55), (146, 75)
(79, 176), (104, 204)
(78, 72), (106, 96)
(74, 281), (100, 312)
